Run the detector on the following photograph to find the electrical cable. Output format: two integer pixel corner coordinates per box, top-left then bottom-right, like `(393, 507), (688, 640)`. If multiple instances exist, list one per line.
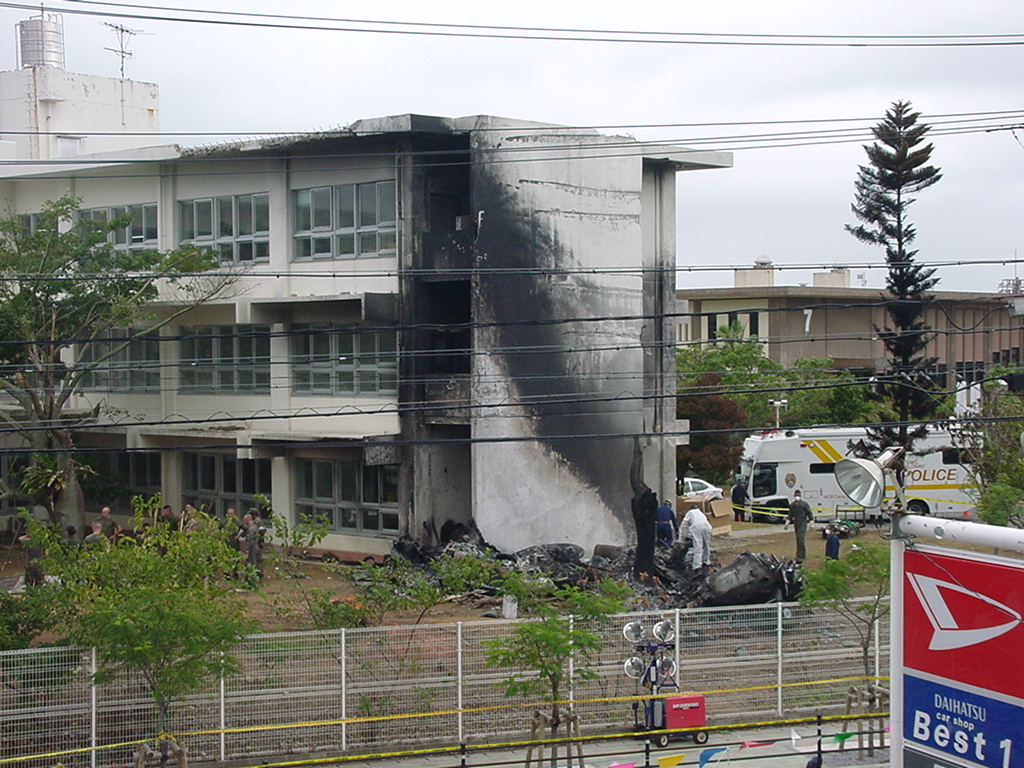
(4, 0), (1024, 47)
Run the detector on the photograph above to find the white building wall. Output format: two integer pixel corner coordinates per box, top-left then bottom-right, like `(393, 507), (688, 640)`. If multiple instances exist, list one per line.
(0, 67), (159, 160)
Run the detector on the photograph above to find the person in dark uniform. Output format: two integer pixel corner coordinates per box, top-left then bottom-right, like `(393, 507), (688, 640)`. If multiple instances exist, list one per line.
(655, 499), (678, 547)
(730, 481), (749, 522)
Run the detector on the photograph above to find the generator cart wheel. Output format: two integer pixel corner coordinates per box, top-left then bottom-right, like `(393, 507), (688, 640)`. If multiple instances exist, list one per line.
(692, 731), (709, 745)
(655, 733), (671, 748)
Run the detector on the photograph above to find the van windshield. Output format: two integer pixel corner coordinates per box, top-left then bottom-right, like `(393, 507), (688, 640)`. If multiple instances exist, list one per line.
(751, 462), (777, 498)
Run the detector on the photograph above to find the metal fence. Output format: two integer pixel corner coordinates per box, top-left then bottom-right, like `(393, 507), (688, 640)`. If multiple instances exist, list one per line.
(0, 601), (888, 768)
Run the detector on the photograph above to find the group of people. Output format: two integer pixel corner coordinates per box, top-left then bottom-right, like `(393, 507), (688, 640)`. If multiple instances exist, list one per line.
(653, 498), (714, 573)
(726, 481), (843, 563)
(58, 503), (267, 581)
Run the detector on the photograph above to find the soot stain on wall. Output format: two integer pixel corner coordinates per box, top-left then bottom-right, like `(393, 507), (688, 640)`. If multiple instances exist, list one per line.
(473, 164), (634, 515)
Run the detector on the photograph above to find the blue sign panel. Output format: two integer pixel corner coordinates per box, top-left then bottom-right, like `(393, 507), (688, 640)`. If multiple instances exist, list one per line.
(904, 674), (1024, 768)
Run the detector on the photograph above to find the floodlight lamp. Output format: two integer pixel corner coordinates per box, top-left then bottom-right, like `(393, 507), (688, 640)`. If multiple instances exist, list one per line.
(835, 446), (904, 509)
(652, 620), (675, 643)
(624, 657), (645, 679)
(655, 657), (677, 680)
(622, 621), (645, 644)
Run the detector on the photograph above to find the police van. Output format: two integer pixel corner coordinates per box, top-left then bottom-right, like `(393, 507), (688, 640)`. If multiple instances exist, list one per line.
(736, 427), (975, 522)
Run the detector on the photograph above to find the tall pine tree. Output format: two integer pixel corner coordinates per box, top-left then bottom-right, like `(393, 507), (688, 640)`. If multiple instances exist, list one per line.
(846, 101), (943, 486)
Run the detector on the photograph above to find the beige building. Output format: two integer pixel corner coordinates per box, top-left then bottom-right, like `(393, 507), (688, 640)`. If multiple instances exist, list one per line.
(677, 262), (1024, 392)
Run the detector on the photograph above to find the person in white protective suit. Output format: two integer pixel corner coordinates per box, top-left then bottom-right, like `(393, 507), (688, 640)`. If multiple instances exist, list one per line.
(678, 506), (712, 571)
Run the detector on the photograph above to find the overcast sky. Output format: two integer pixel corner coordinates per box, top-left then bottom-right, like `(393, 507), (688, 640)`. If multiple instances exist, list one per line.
(2, 0), (1022, 293)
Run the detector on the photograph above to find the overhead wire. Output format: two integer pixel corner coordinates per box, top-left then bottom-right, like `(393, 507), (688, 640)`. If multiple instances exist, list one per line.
(3, 0), (1024, 47)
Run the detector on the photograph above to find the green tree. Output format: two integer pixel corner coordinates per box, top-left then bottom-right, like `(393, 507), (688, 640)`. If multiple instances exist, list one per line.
(800, 540), (890, 682)
(676, 325), (874, 481)
(846, 101), (943, 473)
(0, 196), (237, 531)
(950, 379), (1024, 526)
(38, 500), (253, 743)
(675, 372), (747, 482)
(484, 578), (628, 741)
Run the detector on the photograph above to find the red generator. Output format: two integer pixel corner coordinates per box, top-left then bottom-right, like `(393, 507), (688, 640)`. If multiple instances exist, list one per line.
(652, 694), (708, 747)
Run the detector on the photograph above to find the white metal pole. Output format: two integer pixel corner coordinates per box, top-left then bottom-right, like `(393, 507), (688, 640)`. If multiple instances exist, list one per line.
(673, 608), (680, 690)
(776, 602), (784, 715)
(898, 514), (1024, 550)
(567, 615), (575, 708)
(457, 622), (464, 744)
(340, 629), (347, 751)
(890, 523), (905, 768)
(219, 652), (226, 761)
(90, 647), (97, 768)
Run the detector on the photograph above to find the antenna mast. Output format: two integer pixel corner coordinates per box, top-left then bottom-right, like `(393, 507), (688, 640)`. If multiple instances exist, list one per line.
(103, 21), (140, 79)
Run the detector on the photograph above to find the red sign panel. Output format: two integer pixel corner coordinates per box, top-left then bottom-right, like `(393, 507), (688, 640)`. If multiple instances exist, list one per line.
(903, 548), (1024, 700)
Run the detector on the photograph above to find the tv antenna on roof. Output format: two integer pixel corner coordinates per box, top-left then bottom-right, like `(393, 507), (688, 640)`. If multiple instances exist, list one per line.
(103, 21), (143, 79)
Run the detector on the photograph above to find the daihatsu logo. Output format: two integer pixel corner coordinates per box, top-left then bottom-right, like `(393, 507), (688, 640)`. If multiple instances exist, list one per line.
(907, 573), (1021, 651)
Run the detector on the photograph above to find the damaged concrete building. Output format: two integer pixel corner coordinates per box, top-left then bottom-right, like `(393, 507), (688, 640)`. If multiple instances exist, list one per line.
(0, 27), (732, 558)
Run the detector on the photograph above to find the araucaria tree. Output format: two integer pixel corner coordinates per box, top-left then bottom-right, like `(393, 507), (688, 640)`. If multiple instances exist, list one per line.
(846, 101), (943, 472)
(0, 196), (236, 530)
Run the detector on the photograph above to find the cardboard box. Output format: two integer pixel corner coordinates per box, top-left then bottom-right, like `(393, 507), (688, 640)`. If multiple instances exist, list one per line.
(707, 497), (733, 536)
(675, 496), (733, 536)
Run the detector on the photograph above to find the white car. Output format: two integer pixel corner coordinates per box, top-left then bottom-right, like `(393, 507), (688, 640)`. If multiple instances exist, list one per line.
(677, 477), (725, 501)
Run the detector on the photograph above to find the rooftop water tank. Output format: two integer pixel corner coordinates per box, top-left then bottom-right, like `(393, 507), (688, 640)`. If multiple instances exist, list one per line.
(18, 15), (65, 69)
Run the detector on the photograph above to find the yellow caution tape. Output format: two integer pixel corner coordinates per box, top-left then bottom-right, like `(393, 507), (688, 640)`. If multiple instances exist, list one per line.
(0, 676), (889, 766)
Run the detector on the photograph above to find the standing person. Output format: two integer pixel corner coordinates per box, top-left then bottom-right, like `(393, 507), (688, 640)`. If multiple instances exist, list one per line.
(824, 526), (841, 560)
(678, 506), (713, 572)
(240, 513), (262, 584)
(654, 499), (677, 548)
(221, 508), (242, 551)
(787, 490), (814, 561)
(96, 506), (121, 541)
(83, 520), (107, 547)
(159, 504), (180, 530)
(730, 481), (749, 523)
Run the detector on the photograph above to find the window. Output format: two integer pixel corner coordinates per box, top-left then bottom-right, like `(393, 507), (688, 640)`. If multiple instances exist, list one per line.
(80, 204), (159, 253)
(78, 328), (160, 391)
(180, 194), (270, 264)
(706, 314), (718, 340)
(293, 181), (396, 260)
(182, 452), (271, 518)
(809, 463), (836, 475)
(942, 448), (971, 466)
(292, 324), (397, 395)
(751, 462), (777, 498)
(90, 452), (162, 498)
(1, 453), (31, 514)
(294, 459), (399, 536)
(179, 325), (271, 393)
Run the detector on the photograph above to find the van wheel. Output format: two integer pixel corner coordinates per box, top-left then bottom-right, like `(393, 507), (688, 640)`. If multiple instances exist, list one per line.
(654, 733), (670, 748)
(907, 500), (929, 515)
(693, 731), (709, 745)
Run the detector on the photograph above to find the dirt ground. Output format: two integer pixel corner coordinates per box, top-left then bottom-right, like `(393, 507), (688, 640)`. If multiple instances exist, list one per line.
(1, 520), (846, 633)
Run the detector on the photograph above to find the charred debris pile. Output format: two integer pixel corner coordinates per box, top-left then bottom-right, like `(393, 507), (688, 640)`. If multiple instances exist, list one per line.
(391, 527), (801, 611)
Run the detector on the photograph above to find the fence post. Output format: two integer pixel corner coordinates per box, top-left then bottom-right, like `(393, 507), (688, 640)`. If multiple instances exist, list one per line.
(776, 603), (784, 716)
(341, 628), (347, 751)
(567, 615), (575, 709)
(90, 647), (97, 768)
(219, 651), (226, 761)
(457, 621), (464, 744)
(674, 608), (680, 686)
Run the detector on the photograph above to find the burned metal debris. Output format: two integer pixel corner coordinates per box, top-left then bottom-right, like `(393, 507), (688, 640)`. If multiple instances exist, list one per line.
(390, 528), (801, 610)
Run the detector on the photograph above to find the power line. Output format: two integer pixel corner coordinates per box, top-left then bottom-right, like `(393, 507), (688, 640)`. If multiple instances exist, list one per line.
(4, 1), (1024, 47)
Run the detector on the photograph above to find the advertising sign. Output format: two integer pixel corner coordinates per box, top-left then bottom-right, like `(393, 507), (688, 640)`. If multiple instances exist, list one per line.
(902, 547), (1024, 768)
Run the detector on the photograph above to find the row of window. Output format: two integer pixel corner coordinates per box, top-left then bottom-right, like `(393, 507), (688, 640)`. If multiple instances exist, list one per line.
(295, 459), (400, 535)
(65, 181), (397, 265)
(81, 452), (399, 538)
(79, 325), (398, 396)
